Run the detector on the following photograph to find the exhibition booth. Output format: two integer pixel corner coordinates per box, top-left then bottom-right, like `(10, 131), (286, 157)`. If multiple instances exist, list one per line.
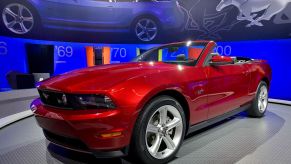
(0, 0), (291, 163)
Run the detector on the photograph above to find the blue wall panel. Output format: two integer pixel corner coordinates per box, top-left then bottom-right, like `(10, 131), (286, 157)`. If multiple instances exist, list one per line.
(0, 38), (28, 90)
(53, 44), (87, 75)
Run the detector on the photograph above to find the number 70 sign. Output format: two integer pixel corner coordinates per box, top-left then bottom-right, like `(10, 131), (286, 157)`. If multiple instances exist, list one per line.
(112, 48), (127, 58)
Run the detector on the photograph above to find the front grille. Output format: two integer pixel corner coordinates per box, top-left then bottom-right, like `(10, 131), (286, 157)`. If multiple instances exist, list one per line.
(38, 89), (73, 109)
(43, 130), (90, 152)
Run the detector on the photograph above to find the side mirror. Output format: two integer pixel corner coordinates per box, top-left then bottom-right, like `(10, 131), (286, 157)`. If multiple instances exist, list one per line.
(209, 54), (233, 66)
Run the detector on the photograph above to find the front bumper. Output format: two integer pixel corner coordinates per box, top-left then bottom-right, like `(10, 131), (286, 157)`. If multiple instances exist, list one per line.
(31, 98), (137, 157)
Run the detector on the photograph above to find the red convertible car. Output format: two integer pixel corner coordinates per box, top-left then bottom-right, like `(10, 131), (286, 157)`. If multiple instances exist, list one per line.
(31, 41), (271, 164)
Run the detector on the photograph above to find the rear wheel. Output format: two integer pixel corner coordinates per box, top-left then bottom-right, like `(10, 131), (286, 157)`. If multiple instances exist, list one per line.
(130, 96), (186, 164)
(132, 17), (160, 42)
(248, 81), (268, 117)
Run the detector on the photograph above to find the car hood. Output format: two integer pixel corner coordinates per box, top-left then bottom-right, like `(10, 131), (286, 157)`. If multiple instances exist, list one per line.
(39, 62), (178, 93)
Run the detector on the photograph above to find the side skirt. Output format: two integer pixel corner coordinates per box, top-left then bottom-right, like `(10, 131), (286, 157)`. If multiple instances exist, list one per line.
(186, 103), (251, 135)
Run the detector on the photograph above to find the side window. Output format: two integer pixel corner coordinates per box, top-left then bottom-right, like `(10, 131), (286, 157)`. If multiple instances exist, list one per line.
(160, 46), (188, 61)
(142, 49), (159, 62)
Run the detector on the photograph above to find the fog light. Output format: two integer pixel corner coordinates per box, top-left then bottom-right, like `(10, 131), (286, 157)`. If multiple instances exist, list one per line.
(100, 132), (122, 138)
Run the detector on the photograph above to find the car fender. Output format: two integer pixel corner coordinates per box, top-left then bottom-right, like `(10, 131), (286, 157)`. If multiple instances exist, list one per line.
(248, 61), (272, 96)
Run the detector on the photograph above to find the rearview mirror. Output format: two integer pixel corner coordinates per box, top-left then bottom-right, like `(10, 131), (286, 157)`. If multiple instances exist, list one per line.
(168, 47), (179, 53)
(209, 54), (233, 66)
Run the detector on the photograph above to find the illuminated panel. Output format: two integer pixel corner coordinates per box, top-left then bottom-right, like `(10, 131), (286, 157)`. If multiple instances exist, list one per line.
(102, 47), (111, 65)
(86, 46), (95, 67)
(158, 49), (163, 61)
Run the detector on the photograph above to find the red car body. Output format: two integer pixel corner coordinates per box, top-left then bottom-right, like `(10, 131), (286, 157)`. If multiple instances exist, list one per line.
(31, 41), (271, 158)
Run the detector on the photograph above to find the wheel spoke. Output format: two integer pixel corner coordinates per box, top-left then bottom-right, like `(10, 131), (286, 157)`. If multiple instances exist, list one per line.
(145, 19), (150, 27)
(263, 91), (267, 99)
(4, 8), (17, 18)
(147, 124), (159, 134)
(137, 31), (145, 37)
(20, 22), (27, 33)
(18, 4), (23, 17)
(166, 117), (181, 130)
(258, 100), (262, 109)
(147, 27), (157, 32)
(146, 32), (151, 40)
(23, 17), (33, 22)
(258, 85), (268, 113)
(163, 135), (175, 150)
(137, 22), (143, 29)
(7, 21), (17, 28)
(149, 134), (162, 154)
(159, 107), (167, 125)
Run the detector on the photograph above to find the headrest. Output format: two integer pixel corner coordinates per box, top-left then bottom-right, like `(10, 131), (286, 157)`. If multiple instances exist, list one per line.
(176, 54), (186, 61)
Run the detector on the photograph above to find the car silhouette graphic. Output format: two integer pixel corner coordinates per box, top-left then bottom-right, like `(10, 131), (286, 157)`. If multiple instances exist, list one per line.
(1, 0), (185, 42)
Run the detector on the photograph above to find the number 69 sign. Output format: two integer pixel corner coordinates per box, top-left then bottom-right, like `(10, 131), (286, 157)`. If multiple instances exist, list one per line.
(55, 46), (73, 58)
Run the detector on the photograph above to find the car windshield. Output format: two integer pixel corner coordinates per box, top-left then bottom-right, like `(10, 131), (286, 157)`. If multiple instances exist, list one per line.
(133, 42), (207, 66)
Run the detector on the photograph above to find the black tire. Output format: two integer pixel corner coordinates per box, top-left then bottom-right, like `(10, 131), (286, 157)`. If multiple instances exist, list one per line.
(0, 0), (41, 36)
(129, 96), (186, 164)
(247, 81), (269, 118)
(131, 16), (161, 42)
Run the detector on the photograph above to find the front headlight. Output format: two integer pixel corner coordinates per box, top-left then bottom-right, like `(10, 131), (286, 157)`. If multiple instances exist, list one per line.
(74, 95), (116, 109)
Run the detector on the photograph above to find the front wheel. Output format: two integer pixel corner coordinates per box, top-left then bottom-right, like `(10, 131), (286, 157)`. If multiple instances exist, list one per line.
(1, 0), (40, 35)
(248, 81), (269, 117)
(130, 96), (186, 164)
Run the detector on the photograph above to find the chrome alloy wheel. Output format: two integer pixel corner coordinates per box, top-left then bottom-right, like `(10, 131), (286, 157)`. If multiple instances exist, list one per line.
(145, 105), (183, 159)
(135, 18), (158, 42)
(258, 85), (268, 113)
(2, 3), (34, 34)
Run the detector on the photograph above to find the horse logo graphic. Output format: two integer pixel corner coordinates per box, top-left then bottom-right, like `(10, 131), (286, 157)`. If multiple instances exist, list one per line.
(274, 3), (291, 24)
(216, 0), (291, 27)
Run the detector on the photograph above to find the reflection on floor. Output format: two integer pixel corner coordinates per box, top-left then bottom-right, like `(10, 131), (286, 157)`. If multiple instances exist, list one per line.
(0, 103), (290, 164)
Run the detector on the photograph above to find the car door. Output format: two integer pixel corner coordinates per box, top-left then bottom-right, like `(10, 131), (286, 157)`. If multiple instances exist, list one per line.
(110, 0), (135, 28)
(44, 0), (115, 26)
(205, 57), (250, 119)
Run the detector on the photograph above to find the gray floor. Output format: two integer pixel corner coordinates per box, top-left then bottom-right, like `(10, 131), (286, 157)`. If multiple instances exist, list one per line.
(0, 89), (37, 118)
(0, 103), (290, 164)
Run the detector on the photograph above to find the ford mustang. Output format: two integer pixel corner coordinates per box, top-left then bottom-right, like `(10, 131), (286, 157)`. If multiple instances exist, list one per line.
(31, 41), (271, 164)
(0, 0), (184, 42)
